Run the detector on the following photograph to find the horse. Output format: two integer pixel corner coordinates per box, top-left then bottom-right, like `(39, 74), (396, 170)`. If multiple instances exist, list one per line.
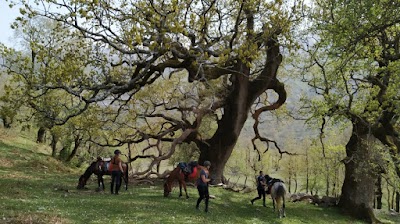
(163, 164), (205, 198)
(270, 181), (287, 218)
(76, 157), (129, 191)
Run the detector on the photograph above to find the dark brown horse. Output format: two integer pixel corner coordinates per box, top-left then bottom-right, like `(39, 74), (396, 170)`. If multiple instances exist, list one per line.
(163, 164), (206, 198)
(77, 158), (128, 191)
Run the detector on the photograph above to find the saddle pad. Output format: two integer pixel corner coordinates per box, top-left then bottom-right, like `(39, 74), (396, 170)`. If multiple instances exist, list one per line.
(188, 167), (198, 178)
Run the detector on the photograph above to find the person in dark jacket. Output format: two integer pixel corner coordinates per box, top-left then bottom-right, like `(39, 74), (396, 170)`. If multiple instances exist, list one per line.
(195, 161), (211, 212)
(251, 171), (267, 207)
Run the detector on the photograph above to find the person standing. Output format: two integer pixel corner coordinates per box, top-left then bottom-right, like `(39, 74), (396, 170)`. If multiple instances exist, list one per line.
(110, 149), (124, 195)
(196, 161), (211, 212)
(251, 171), (266, 207)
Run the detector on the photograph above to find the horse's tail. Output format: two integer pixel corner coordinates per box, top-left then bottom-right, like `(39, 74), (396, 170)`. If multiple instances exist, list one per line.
(123, 163), (129, 190)
(275, 184), (286, 217)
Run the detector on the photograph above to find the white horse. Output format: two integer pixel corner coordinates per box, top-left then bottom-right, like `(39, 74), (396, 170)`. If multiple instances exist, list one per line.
(270, 182), (287, 218)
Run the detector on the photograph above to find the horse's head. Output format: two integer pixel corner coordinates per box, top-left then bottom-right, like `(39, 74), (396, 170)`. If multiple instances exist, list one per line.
(77, 175), (87, 189)
(95, 157), (105, 172)
(163, 181), (172, 197)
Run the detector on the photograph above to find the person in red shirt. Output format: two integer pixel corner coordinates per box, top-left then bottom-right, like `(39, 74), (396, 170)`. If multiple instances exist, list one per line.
(110, 150), (124, 195)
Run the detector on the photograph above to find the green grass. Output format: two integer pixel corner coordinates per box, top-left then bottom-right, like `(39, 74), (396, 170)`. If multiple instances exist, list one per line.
(1, 129), (399, 224)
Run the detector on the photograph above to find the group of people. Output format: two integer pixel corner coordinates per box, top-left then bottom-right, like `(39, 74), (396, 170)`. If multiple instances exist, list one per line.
(109, 149), (213, 213)
(251, 171), (283, 207)
(193, 162), (282, 213)
(108, 152), (275, 212)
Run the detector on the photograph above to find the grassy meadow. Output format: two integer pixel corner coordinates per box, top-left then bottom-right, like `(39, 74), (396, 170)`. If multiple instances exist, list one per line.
(1, 129), (399, 224)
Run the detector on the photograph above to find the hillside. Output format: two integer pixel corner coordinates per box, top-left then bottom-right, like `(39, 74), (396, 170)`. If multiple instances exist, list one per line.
(1, 127), (399, 224)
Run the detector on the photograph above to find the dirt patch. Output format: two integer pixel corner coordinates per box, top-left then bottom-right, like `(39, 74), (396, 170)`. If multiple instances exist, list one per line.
(0, 171), (41, 180)
(0, 157), (14, 168)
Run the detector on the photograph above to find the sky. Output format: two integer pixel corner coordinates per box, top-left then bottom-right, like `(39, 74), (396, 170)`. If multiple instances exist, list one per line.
(0, 0), (20, 47)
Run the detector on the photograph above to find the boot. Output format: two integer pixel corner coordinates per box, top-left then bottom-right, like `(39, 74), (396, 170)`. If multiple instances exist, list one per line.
(196, 198), (202, 210)
(115, 184), (119, 195)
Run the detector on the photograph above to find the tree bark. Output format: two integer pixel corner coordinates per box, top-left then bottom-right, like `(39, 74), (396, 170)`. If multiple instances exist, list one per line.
(36, 127), (46, 143)
(338, 124), (379, 223)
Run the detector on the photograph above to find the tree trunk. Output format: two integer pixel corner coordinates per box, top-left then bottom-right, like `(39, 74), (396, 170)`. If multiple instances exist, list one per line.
(306, 154), (310, 194)
(375, 175), (382, 209)
(36, 127), (46, 143)
(1, 116), (11, 128)
(198, 65), (251, 184)
(66, 134), (81, 162)
(197, 37), (284, 184)
(51, 132), (58, 158)
(391, 188), (395, 210)
(338, 124), (379, 223)
(396, 191), (399, 212)
(333, 168), (337, 197)
(325, 166), (330, 196)
(386, 180), (391, 211)
(198, 104), (246, 184)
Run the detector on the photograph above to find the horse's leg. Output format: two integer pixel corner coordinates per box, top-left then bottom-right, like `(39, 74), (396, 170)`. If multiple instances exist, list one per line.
(183, 181), (189, 199)
(97, 175), (102, 190)
(272, 197), (276, 212)
(100, 175), (105, 190)
(124, 168), (128, 190)
(278, 200), (282, 218)
(282, 196), (286, 217)
(179, 181), (183, 198)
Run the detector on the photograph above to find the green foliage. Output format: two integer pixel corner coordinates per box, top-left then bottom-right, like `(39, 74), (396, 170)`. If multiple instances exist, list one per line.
(169, 142), (200, 165)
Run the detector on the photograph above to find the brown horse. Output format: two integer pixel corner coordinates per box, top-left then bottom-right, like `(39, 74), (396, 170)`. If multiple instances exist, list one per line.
(77, 158), (128, 191)
(163, 164), (205, 198)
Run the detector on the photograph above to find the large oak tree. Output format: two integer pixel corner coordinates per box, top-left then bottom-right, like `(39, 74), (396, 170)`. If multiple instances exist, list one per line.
(3, 0), (301, 182)
(300, 0), (400, 221)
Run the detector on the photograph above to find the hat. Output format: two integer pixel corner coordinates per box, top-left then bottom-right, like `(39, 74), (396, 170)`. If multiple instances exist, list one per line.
(114, 149), (121, 155)
(204, 161), (211, 167)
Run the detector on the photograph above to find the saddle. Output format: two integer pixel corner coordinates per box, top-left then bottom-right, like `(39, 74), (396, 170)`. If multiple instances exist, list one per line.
(178, 161), (198, 180)
(266, 178), (284, 194)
